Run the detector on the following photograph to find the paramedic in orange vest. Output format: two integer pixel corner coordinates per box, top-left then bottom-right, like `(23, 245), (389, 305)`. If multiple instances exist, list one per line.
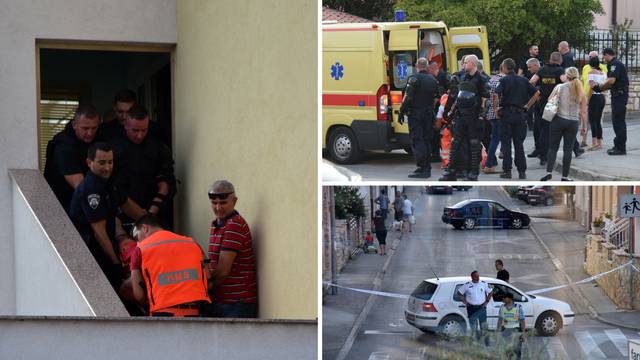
(129, 213), (211, 317)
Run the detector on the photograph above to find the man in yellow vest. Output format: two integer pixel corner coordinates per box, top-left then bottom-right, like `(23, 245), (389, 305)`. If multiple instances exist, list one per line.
(128, 213), (211, 317)
(496, 292), (526, 359)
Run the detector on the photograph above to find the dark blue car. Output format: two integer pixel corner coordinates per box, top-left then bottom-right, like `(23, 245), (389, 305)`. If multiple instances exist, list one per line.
(441, 199), (530, 230)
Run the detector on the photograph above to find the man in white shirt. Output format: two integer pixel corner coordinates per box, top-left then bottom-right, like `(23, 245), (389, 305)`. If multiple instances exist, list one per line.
(458, 270), (493, 344)
(401, 194), (413, 232)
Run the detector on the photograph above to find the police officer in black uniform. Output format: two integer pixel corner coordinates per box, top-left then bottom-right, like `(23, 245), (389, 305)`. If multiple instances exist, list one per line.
(399, 57), (439, 178)
(592, 47), (629, 155)
(530, 52), (565, 165)
(69, 142), (145, 289)
(44, 104), (99, 213)
(494, 58), (540, 179)
(111, 105), (176, 225)
(440, 55), (489, 181)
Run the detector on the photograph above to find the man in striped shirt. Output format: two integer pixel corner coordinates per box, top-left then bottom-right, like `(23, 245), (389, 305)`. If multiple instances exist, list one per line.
(205, 180), (257, 318)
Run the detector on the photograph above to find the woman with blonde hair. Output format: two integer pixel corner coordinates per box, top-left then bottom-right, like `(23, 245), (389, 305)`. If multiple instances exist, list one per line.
(541, 67), (588, 181)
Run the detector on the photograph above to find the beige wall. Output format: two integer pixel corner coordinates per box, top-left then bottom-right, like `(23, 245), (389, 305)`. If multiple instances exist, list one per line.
(595, 0), (640, 30)
(0, 0), (176, 314)
(174, 0), (317, 319)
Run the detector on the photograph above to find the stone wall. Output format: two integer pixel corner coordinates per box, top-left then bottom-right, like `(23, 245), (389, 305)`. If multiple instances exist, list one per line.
(585, 234), (640, 309)
(602, 74), (640, 113)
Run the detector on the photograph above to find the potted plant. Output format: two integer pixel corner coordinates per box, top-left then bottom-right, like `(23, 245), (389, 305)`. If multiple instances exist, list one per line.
(592, 216), (604, 235)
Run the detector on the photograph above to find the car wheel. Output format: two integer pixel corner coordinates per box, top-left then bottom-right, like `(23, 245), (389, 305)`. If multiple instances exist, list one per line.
(545, 197), (554, 206)
(511, 217), (524, 229)
(463, 218), (476, 230)
(437, 315), (466, 338)
(536, 311), (562, 336)
(404, 146), (413, 155)
(328, 127), (360, 164)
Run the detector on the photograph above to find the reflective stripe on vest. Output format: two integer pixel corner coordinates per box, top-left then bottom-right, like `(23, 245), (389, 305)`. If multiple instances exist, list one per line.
(139, 230), (210, 312)
(500, 304), (521, 329)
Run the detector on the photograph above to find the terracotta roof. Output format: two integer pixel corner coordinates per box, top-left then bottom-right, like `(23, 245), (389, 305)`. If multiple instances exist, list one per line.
(322, 6), (371, 23)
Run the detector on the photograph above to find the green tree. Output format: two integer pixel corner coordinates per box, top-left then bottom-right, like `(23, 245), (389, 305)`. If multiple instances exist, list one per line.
(395, 0), (603, 69)
(334, 186), (365, 219)
(323, 0), (397, 21)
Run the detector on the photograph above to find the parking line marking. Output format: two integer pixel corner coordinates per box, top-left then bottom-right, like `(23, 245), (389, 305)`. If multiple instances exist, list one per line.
(364, 330), (413, 335)
(604, 329), (628, 356)
(575, 330), (607, 359)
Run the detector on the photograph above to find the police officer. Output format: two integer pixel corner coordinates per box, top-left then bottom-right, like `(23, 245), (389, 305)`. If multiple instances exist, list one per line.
(69, 142), (145, 289)
(44, 104), (99, 213)
(591, 47), (629, 155)
(111, 105), (176, 226)
(440, 55), (489, 181)
(458, 270), (493, 345)
(97, 89), (136, 142)
(494, 58), (540, 179)
(530, 52), (565, 165)
(496, 292), (525, 359)
(399, 57), (439, 178)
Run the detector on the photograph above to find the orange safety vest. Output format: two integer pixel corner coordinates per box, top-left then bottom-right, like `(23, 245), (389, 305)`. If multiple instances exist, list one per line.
(139, 230), (211, 313)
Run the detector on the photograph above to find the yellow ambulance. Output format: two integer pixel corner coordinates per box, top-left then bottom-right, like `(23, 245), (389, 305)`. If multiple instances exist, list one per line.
(323, 21), (490, 164)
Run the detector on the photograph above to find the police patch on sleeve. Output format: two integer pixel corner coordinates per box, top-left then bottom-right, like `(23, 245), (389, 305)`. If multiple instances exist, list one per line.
(87, 194), (101, 210)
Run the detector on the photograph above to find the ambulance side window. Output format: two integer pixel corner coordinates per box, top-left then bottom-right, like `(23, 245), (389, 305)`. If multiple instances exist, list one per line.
(419, 30), (447, 72)
(391, 52), (415, 90)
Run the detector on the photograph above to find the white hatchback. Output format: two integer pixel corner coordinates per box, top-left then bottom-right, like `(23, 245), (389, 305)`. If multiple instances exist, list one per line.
(404, 277), (574, 337)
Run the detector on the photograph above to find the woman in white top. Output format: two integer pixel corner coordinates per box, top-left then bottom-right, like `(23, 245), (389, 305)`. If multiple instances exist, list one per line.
(541, 67), (588, 181)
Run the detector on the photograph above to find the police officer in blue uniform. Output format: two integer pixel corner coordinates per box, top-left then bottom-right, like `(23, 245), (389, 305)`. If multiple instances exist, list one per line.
(439, 55), (489, 181)
(69, 142), (145, 289)
(494, 58), (540, 179)
(399, 57), (439, 178)
(591, 47), (629, 155)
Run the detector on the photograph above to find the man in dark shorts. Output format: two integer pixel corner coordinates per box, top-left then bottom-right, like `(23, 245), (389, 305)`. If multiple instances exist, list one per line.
(373, 210), (387, 255)
(393, 191), (404, 228)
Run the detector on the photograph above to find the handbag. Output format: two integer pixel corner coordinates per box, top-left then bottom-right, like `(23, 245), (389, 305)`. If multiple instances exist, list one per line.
(542, 85), (561, 122)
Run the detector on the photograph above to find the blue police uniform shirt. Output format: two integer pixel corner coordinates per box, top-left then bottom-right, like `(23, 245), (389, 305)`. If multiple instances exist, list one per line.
(69, 171), (127, 246)
(607, 57), (629, 92)
(496, 71), (538, 108)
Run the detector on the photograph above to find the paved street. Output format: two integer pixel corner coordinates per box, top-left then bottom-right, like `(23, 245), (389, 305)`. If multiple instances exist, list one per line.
(323, 115), (640, 181)
(323, 186), (640, 359)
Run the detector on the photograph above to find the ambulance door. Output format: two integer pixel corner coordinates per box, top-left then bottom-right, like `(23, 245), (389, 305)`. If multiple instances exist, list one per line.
(448, 26), (490, 73)
(388, 29), (417, 137)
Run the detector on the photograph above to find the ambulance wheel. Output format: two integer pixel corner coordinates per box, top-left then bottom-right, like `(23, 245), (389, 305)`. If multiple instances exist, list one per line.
(403, 146), (413, 155)
(328, 127), (360, 164)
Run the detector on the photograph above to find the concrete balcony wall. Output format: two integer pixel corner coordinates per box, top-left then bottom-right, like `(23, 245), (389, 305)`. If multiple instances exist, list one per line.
(9, 169), (128, 317)
(0, 317), (317, 359)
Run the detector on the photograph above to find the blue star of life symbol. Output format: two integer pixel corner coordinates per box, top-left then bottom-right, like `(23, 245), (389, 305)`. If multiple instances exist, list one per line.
(397, 60), (408, 80)
(331, 62), (344, 80)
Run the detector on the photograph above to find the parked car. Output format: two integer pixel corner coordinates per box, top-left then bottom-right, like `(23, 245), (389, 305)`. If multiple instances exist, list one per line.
(452, 186), (472, 191)
(441, 199), (530, 230)
(527, 186), (555, 206)
(404, 276), (574, 337)
(517, 185), (535, 202)
(427, 185), (453, 195)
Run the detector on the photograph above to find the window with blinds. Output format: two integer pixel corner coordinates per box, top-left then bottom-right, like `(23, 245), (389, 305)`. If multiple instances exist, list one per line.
(39, 96), (79, 172)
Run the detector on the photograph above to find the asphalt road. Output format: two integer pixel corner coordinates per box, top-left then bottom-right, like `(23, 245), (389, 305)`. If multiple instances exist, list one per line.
(328, 187), (639, 360)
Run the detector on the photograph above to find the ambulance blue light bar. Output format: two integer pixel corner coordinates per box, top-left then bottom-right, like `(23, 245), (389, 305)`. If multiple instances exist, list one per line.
(395, 9), (405, 22)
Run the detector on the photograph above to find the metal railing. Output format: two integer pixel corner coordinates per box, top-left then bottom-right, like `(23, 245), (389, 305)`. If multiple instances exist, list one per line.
(603, 217), (630, 251)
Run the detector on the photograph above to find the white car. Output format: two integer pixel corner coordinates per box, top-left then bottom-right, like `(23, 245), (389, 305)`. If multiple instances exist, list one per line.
(404, 277), (574, 337)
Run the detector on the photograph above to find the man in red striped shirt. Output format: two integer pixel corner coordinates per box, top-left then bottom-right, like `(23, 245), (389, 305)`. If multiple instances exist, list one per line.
(204, 180), (257, 318)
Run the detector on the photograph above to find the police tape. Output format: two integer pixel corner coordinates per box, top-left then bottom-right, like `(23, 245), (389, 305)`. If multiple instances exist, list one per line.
(527, 260), (634, 295)
(322, 282), (409, 299)
(324, 261), (640, 299)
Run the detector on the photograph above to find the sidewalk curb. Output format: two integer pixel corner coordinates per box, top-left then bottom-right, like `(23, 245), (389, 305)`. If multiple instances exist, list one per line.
(333, 230), (403, 360)
(334, 191), (421, 360)
(528, 222), (599, 319)
(553, 161), (620, 181)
